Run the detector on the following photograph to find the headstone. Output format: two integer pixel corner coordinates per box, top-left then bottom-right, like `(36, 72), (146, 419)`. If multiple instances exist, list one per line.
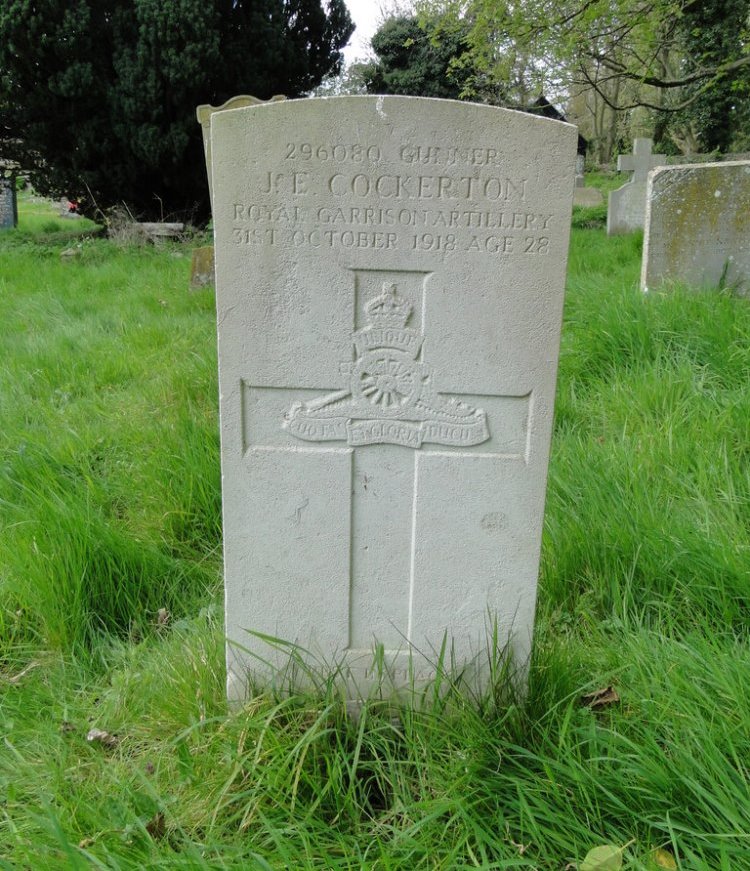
(196, 94), (285, 204)
(575, 154), (585, 188)
(607, 138), (665, 235)
(190, 245), (215, 289)
(641, 161), (750, 295)
(205, 96), (576, 702)
(0, 177), (18, 229)
(573, 187), (604, 208)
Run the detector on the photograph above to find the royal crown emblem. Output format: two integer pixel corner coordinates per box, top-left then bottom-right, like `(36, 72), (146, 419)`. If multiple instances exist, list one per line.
(284, 283), (489, 449)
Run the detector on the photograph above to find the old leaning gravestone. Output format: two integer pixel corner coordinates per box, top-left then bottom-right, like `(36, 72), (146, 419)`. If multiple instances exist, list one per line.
(607, 138), (665, 235)
(0, 176), (18, 229)
(642, 161), (750, 295)
(206, 96), (576, 702)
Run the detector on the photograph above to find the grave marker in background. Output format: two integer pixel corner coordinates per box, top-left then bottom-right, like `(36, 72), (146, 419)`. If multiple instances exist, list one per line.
(608, 138), (665, 235)
(0, 176), (18, 229)
(642, 161), (750, 295)
(190, 245), (215, 289)
(205, 96), (576, 701)
(575, 154), (585, 188)
(573, 187), (603, 208)
(196, 94), (285, 203)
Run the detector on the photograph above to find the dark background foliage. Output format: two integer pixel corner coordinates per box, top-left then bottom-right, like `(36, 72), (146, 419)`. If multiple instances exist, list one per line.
(360, 15), (471, 100)
(0, 0), (353, 223)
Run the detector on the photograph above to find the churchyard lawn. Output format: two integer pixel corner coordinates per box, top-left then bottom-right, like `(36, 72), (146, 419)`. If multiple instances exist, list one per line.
(1, 194), (749, 869)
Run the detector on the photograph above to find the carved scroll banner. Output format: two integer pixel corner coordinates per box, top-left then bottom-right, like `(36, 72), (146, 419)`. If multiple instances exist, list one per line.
(205, 96), (576, 702)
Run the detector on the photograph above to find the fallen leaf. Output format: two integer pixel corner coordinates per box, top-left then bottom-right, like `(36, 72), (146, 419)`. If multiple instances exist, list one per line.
(580, 844), (623, 871)
(86, 727), (119, 749)
(653, 847), (677, 869)
(580, 686), (620, 710)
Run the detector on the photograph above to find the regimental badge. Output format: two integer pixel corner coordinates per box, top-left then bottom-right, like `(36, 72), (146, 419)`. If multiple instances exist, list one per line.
(284, 284), (490, 449)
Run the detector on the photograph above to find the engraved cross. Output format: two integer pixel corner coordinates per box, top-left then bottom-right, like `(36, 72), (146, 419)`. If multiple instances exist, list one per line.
(242, 269), (532, 655)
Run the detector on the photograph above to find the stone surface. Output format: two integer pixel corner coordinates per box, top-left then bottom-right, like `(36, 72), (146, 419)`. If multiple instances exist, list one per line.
(573, 187), (604, 208)
(641, 161), (750, 295)
(138, 222), (184, 241)
(196, 94), (285, 205)
(607, 138), (666, 235)
(575, 154), (585, 187)
(190, 245), (215, 288)
(0, 177), (18, 229)
(206, 95), (576, 702)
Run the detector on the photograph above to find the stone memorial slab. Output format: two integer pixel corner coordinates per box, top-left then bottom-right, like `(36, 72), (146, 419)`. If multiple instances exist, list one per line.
(190, 245), (215, 289)
(575, 154), (585, 188)
(573, 187), (603, 208)
(206, 96), (576, 702)
(607, 138), (665, 235)
(0, 177), (18, 229)
(641, 161), (750, 295)
(196, 94), (285, 205)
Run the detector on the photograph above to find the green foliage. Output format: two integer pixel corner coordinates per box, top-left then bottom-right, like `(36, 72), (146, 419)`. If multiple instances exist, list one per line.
(670, 0), (750, 152)
(361, 14), (473, 100)
(417, 0), (750, 137)
(0, 0), (353, 223)
(0, 196), (220, 658)
(571, 203), (607, 230)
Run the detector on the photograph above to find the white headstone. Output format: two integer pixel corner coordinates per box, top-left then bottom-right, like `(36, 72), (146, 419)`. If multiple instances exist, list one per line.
(642, 161), (750, 295)
(206, 96), (576, 702)
(607, 138), (665, 235)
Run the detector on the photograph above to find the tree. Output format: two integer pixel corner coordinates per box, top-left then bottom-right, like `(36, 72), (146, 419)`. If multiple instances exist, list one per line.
(0, 0), (353, 223)
(670, 0), (750, 151)
(361, 14), (473, 100)
(417, 0), (750, 152)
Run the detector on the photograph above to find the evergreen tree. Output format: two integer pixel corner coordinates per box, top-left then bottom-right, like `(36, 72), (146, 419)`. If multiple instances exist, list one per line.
(0, 0), (353, 222)
(362, 15), (471, 100)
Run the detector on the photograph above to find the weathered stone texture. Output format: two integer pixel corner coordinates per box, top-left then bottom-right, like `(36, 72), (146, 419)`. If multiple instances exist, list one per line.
(190, 245), (215, 289)
(641, 161), (750, 295)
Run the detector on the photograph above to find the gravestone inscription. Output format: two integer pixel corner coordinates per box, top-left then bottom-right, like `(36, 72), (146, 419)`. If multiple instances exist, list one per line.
(206, 96), (576, 701)
(607, 138), (665, 235)
(0, 177), (18, 229)
(642, 161), (750, 295)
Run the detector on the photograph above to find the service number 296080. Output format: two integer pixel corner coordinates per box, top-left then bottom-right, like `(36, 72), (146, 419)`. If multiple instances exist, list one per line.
(284, 143), (381, 164)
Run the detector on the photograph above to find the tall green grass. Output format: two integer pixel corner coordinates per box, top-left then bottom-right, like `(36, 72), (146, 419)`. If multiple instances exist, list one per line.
(1, 201), (749, 868)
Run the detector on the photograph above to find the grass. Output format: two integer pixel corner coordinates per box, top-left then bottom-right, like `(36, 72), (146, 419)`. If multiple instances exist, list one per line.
(6, 189), (101, 240)
(1, 195), (749, 869)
